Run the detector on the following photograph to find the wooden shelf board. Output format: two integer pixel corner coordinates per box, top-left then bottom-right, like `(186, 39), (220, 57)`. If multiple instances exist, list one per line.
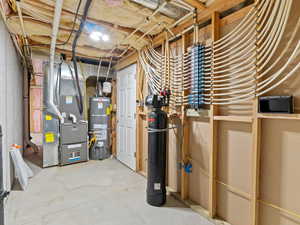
(257, 113), (300, 120)
(213, 116), (253, 123)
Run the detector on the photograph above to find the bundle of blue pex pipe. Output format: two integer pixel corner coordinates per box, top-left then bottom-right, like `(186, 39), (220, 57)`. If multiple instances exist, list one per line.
(189, 44), (206, 109)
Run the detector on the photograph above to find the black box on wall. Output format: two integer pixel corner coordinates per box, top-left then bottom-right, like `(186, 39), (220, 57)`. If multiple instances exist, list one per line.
(259, 96), (294, 114)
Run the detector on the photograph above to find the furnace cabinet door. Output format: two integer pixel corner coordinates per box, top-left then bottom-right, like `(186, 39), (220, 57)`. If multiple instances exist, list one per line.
(116, 64), (137, 170)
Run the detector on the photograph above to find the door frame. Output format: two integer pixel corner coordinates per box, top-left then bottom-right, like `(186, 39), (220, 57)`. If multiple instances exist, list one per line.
(116, 63), (137, 171)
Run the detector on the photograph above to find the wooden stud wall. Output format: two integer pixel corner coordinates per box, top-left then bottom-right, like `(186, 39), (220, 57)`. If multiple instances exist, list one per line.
(180, 33), (189, 200)
(208, 11), (220, 218)
(251, 1), (261, 223)
(114, 2), (300, 225)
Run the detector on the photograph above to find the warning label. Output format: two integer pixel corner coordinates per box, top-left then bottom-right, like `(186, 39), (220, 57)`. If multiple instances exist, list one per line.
(45, 132), (55, 143)
(154, 183), (161, 190)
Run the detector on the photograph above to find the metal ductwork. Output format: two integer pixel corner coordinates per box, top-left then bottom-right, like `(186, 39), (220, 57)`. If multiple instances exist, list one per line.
(131, 0), (190, 19)
(48, 0), (64, 121)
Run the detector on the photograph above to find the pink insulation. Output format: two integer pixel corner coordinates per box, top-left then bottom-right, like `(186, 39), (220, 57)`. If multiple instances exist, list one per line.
(31, 88), (42, 109)
(32, 110), (42, 133)
(1, 0), (11, 15)
(32, 58), (44, 74)
(34, 75), (43, 86)
(30, 58), (44, 135)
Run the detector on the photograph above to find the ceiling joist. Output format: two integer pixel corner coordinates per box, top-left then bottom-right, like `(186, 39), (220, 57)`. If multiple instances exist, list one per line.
(182, 0), (206, 10)
(153, 0), (249, 45)
(21, 0), (147, 38)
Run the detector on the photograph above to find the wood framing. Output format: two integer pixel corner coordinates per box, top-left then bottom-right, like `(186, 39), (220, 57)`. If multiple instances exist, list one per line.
(136, 60), (142, 172)
(114, 52), (138, 71)
(153, 0), (249, 45)
(214, 116), (253, 123)
(180, 33), (190, 200)
(182, 0), (206, 10)
(111, 80), (117, 156)
(251, 99), (261, 225)
(251, 1), (261, 223)
(208, 11), (220, 218)
(130, 1), (300, 225)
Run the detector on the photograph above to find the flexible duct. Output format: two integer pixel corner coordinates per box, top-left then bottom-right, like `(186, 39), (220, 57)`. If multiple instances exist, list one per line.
(72, 0), (93, 115)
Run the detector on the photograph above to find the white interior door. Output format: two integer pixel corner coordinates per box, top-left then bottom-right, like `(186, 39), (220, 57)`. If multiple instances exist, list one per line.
(117, 64), (136, 170)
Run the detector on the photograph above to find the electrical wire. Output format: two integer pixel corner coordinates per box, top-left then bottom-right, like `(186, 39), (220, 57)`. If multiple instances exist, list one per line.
(139, 0), (300, 106)
(72, 0), (93, 115)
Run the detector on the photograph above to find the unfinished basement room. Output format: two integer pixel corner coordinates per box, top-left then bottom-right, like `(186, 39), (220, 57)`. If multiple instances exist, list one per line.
(1, 0), (300, 224)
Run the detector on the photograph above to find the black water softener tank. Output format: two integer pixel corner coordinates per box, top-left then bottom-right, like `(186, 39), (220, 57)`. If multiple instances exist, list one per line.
(145, 94), (169, 206)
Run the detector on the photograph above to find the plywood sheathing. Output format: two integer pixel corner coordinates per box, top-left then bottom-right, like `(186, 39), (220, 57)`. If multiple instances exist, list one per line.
(217, 121), (252, 225)
(260, 120), (300, 225)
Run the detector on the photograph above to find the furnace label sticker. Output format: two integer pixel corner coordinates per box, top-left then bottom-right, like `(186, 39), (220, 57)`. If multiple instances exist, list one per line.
(96, 131), (107, 140)
(45, 132), (55, 143)
(67, 144), (82, 149)
(45, 115), (52, 121)
(97, 141), (104, 147)
(98, 102), (103, 109)
(93, 124), (107, 130)
(65, 96), (73, 104)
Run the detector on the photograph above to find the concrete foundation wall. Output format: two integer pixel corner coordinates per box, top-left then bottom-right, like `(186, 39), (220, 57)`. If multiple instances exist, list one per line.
(0, 19), (23, 190)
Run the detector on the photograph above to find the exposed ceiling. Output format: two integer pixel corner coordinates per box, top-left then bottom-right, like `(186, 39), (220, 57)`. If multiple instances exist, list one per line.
(3, 0), (212, 61)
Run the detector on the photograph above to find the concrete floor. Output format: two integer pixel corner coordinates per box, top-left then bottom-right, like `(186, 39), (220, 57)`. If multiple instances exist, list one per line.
(6, 158), (214, 225)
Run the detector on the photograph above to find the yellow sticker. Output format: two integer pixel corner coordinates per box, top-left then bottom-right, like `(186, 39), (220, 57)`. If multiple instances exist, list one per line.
(45, 132), (55, 143)
(106, 104), (113, 115)
(106, 108), (110, 115)
(45, 115), (52, 121)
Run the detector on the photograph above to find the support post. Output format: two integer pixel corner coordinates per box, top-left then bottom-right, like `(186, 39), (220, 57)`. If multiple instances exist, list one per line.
(136, 60), (142, 172)
(251, 1), (261, 224)
(251, 99), (261, 225)
(208, 11), (220, 218)
(180, 33), (189, 200)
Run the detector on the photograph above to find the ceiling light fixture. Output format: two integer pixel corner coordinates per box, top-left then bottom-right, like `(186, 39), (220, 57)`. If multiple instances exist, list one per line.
(90, 31), (102, 41)
(90, 31), (109, 42)
(102, 34), (109, 42)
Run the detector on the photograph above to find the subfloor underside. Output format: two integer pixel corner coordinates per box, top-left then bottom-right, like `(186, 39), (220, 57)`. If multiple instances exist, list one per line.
(6, 158), (214, 225)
